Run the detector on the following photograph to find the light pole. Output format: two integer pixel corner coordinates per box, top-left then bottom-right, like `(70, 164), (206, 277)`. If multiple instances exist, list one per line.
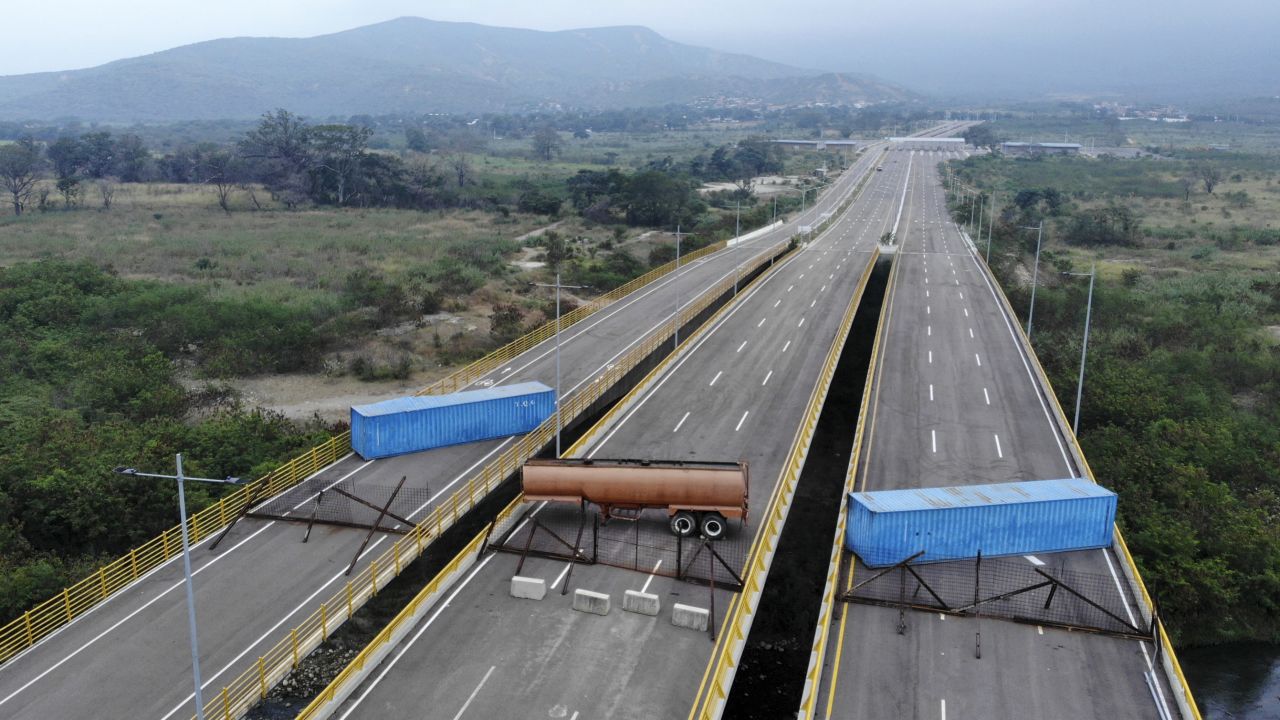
(1061, 265), (1097, 437)
(733, 200), (742, 294)
(673, 224), (693, 345)
(975, 194), (984, 250)
(532, 273), (586, 457)
(986, 192), (997, 263)
(113, 457), (242, 720)
(968, 192), (976, 232)
(1021, 221), (1044, 340)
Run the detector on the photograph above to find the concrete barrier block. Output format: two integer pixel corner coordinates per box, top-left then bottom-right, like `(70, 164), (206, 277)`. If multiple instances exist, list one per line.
(572, 589), (611, 616)
(622, 590), (660, 616)
(672, 603), (709, 632)
(510, 576), (546, 601)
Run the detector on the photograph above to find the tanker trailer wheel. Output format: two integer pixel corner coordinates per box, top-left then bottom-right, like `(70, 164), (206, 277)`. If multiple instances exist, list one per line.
(670, 511), (697, 537)
(700, 513), (727, 540)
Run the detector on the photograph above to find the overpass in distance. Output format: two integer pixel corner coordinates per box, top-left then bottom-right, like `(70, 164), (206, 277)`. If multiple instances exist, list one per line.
(0, 124), (967, 719)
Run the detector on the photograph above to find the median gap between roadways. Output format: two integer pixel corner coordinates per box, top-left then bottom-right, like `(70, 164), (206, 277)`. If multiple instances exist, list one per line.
(721, 256), (890, 719)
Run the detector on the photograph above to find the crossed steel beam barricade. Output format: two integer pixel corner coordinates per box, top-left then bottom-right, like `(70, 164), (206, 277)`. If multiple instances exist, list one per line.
(839, 548), (1151, 641)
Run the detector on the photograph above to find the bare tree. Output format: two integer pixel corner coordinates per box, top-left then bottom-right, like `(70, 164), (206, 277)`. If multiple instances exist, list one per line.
(448, 153), (470, 188)
(1194, 163), (1223, 194)
(531, 126), (563, 161)
(0, 139), (42, 216)
(97, 178), (117, 210)
(199, 150), (239, 214)
(1178, 176), (1195, 202)
(311, 124), (372, 206)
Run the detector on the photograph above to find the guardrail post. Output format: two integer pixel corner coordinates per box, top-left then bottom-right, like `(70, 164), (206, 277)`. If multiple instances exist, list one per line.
(221, 686), (231, 720)
(345, 582), (354, 619)
(393, 542), (401, 575)
(23, 611), (34, 646)
(257, 656), (268, 699)
(97, 567), (108, 599)
(321, 603), (329, 641)
(129, 548), (139, 581)
(291, 628), (300, 669)
(61, 589), (72, 623)
(371, 560), (380, 596)
(162, 530), (171, 559)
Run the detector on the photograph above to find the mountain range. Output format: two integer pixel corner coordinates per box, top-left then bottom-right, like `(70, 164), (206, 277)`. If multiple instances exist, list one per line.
(0, 18), (915, 122)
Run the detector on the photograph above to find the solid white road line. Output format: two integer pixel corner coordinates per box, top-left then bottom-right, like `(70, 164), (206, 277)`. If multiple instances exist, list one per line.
(969, 328), (975, 339)
(451, 666), (497, 720)
(758, 317), (767, 327)
(931, 430), (937, 453)
(975, 353), (982, 367)
(709, 371), (723, 386)
(673, 412), (691, 433)
(929, 384), (934, 402)
(736, 411), (750, 432)
(928, 351), (933, 364)
(774, 299), (781, 308)
(798, 318), (805, 328)
(762, 371), (773, 386)
(994, 434), (1004, 458)
(640, 560), (663, 595)
(782, 340), (791, 353)
(983, 388), (991, 405)
(737, 341), (747, 352)
(336, 552), (499, 720)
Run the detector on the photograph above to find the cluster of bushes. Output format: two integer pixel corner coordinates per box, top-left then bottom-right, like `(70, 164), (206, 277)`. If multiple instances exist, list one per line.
(0, 261), (335, 623)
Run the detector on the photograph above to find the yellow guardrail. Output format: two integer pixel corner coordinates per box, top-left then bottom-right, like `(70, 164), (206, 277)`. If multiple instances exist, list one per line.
(797, 247), (899, 720)
(0, 432), (351, 667)
(192, 235), (795, 720)
(417, 240), (728, 396)
(291, 495), (523, 720)
(690, 247), (880, 720)
(972, 216), (1202, 720)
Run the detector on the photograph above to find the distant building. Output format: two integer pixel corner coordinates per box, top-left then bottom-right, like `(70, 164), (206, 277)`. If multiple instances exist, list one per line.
(771, 139), (860, 151)
(1001, 142), (1082, 156)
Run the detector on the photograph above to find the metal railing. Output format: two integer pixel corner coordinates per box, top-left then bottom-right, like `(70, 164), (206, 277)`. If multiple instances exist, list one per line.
(689, 248), (880, 720)
(0, 432), (351, 666)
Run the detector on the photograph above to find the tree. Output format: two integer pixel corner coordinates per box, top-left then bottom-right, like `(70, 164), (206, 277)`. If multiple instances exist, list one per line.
(0, 139), (41, 216)
(310, 124), (372, 206)
(46, 136), (84, 207)
(79, 132), (115, 179)
(198, 150), (240, 214)
(532, 126), (563, 162)
(447, 154), (470, 188)
(96, 178), (117, 210)
(489, 303), (525, 343)
(404, 127), (430, 153)
(111, 135), (151, 182)
(239, 109), (312, 206)
(964, 125), (1000, 150)
(1194, 163), (1222, 194)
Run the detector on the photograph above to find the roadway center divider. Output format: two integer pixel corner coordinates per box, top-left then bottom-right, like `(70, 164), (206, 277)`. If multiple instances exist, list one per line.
(686, 170), (884, 719)
(795, 246), (900, 720)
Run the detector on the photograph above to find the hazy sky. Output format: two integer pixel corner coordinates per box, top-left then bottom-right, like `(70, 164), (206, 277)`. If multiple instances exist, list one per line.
(2, 0), (1275, 99)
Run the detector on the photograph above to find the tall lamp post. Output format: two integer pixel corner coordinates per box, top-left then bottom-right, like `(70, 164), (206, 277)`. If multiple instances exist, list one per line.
(1061, 264), (1097, 437)
(113, 456), (242, 720)
(673, 224), (693, 345)
(1021, 221), (1045, 340)
(532, 273), (586, 457)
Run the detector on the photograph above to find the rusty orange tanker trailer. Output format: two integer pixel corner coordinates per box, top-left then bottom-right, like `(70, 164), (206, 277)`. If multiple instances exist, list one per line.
(521, 458), (749, 540)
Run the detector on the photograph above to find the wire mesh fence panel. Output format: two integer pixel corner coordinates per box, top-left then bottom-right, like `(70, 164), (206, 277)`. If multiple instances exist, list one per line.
(844, 549), (1146, 638)
(250, 479), (434, 534)
(492, 502), (752, 590)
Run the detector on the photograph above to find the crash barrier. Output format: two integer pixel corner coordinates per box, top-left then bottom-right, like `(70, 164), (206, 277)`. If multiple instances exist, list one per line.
(689, 248), (879, 720)
(0, 432), (351, 666)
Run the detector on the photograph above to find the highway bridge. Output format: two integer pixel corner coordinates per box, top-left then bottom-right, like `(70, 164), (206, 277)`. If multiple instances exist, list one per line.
(0, 121), (1198, 720)
(0, 124), (938, 720)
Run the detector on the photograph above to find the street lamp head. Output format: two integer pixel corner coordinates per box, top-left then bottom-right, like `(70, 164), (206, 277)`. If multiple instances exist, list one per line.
(225, 477), (242, 484)
(113, 466), (138, 475)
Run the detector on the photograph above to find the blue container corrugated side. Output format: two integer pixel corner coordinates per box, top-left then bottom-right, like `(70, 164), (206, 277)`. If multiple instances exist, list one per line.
(845, 479), (1116, 567)
(350, 381), (555, 460)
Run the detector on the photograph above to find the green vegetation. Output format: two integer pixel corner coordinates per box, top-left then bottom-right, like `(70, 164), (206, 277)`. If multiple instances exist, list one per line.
(947, 150), (1280, 645)
(0, 261), (336, 623)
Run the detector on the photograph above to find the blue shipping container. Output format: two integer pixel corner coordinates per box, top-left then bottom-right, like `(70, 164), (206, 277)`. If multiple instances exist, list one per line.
(351, 382), (555, 460)
(846, 479), (1116, 567)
